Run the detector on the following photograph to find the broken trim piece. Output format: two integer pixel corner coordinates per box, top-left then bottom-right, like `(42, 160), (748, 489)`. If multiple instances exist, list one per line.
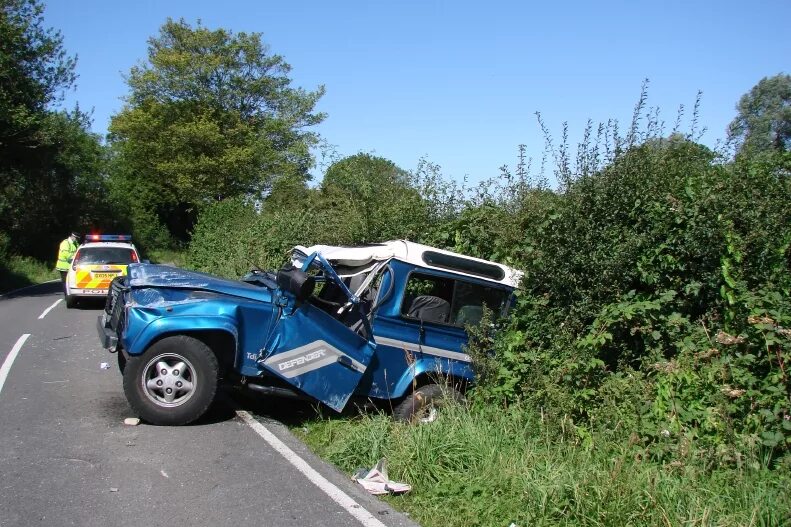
(373, 336), (471, 363)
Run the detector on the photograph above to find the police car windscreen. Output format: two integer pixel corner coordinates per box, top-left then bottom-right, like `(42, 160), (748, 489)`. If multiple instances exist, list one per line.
(74, 247), (137, 265)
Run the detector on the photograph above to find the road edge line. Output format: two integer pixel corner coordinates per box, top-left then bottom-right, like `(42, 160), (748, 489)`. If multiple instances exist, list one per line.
(236, 410), (387, 527)
(0, 334), (31, 395)
(38, 299), (63, 319)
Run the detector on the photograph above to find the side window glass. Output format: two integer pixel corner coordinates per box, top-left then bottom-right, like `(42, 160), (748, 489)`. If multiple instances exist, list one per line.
(400, 272), (509, 328)
(450, 281), (508, 327)
(401, 274), (453, 325)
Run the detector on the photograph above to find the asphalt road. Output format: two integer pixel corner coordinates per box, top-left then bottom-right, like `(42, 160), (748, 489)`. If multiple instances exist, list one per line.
(0, 282), (418, 527)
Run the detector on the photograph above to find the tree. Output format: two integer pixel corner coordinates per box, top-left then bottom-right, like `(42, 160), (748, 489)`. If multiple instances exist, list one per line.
(0, 0), (75, 141)
(728, 74), (791, 156)
(6, 108), (110, 258)
(0, 0), (106, 260)
(108, 19), (325, 245)
(320, 154), (428, 242)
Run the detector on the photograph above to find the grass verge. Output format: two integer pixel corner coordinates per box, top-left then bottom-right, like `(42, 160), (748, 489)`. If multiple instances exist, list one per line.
(0, 255), (58, 294)
(297, 403), (790, 527)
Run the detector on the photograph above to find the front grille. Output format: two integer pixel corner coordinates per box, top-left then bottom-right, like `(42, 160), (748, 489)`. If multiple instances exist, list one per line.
(105, 276), (128, 315)
(106, 276), (128, 334)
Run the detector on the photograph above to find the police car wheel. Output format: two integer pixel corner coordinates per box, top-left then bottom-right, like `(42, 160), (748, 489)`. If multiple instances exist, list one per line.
(393, 384), (464, 424)
(65, 294), (77, 309)
(123, 335), (218, 426)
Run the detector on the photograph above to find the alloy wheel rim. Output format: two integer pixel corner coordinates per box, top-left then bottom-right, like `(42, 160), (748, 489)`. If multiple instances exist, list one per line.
(141, 353), (197, 408)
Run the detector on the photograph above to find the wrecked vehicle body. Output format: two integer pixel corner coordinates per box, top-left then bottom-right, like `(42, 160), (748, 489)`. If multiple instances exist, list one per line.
(98, 240), (522, 425)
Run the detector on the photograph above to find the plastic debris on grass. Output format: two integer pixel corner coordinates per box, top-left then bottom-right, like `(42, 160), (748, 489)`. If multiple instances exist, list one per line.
(353, 458), (411, 495)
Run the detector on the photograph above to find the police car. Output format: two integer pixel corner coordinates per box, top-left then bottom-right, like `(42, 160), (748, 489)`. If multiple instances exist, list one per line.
(65, 235), (140, 308)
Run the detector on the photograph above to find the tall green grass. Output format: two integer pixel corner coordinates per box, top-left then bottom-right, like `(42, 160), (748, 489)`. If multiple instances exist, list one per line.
(0, 255), (58, 293)
(299, 403), (790, 527)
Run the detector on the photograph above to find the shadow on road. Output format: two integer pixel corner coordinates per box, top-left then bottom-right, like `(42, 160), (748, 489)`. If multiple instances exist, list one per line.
(1, 282), (108, 311)
(226, 388), (325, 427)
(228, 388), (391, 428)
(0, 280), (62, 300)
(68, 297), (107, 310)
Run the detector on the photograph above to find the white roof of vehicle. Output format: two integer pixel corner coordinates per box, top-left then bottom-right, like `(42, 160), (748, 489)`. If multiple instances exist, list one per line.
(293, 240), (522, 288)
(78, 242), (137, 251)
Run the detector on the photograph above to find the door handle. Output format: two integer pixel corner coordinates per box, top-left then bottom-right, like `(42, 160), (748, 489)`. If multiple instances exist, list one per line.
(337, 355), (356, 371)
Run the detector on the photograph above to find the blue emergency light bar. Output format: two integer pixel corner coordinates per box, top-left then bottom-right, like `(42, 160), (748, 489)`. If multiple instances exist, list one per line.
(84, 234), (132, 242)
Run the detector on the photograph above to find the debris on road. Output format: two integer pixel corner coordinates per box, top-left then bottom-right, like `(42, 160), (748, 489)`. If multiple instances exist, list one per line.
(123, 417), (140, 426)
(99, 362), (110, 370)
(353, 458), (411, 495)
(109, 487), (118, 493)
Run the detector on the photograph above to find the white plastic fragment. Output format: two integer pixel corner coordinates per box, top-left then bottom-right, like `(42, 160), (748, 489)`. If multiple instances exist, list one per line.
(354, 458), (411, 495)
(109, 487), (118, 492)
(123, 417), (140, 426)
(99, 362), (110, 370)
(160, 470), (169, 478)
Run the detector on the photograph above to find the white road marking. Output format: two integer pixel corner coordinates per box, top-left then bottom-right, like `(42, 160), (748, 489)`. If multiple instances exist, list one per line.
(38, 299), (63, 319)
(0, 334), (31, 396)
(236, 410), (388, 527)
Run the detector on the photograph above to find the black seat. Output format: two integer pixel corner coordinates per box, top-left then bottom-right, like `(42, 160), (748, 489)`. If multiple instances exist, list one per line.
(407, 295), (450, 324)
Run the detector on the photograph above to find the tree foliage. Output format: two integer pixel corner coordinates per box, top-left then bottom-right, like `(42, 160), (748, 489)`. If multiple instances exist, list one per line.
(186, 154), (439, 274)
(0, 0), (106, 261)
(728, 73), (791, 156)
(0, 0), (75, 134)
(320, 154), (429, 243)
(108, 18), (325, 246)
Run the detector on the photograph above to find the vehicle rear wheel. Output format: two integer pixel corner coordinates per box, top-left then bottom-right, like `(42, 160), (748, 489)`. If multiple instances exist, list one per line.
(123, 335), (218, 426)
(65, 294), (76, 309)
(393, 384), (464, 424)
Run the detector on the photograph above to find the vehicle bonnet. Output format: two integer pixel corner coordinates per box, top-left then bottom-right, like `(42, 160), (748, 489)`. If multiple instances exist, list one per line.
(127, 263), (274, 303)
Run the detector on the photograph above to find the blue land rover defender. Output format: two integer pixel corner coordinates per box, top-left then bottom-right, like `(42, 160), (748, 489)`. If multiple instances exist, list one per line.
(98, 240), (522, 425)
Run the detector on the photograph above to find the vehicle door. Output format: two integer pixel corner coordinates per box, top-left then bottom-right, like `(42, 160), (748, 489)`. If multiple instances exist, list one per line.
(258, 253), (376, 412)
(366, 261), (511, 397)
(374, 265), (471, 366)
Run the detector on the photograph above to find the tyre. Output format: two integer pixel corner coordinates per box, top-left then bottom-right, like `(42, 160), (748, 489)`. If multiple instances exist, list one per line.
(393, 384), (464, 424)
(65, 294), (77, 309)
(123, 335), (218, 426)
(116, 349), (127, 374)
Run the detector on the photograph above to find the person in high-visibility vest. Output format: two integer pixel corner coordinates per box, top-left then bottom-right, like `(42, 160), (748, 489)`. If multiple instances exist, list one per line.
(56, 232), (80, 286)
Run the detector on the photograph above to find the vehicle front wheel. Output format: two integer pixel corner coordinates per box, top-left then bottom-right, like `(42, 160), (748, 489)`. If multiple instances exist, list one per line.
(393, 384), (464, 424)
(116, 349), (127, 374)
(122, 335), (218, 426)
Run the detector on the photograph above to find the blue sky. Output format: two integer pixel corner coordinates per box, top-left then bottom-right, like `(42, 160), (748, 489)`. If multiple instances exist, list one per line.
(44, 0), (790, 184)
